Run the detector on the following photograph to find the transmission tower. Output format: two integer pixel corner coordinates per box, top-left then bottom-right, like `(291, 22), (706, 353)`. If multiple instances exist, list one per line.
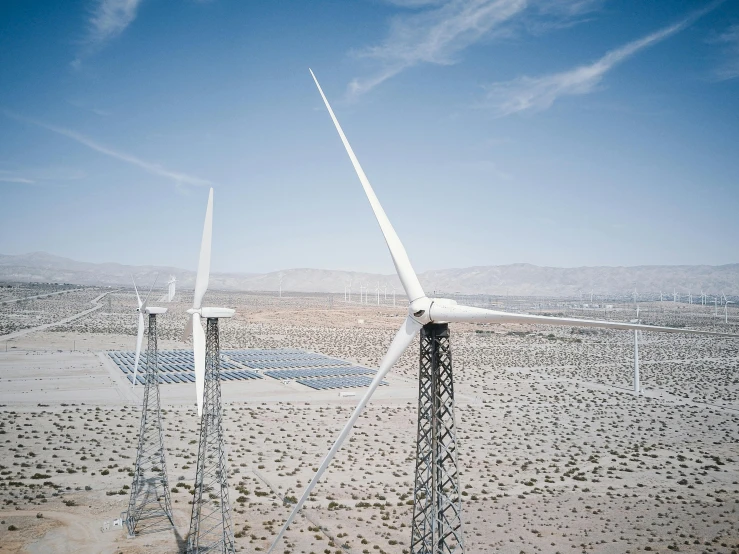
(411, 323), (464, 554)
(126, 313), (174, 537)
(186, 318), (235, 554)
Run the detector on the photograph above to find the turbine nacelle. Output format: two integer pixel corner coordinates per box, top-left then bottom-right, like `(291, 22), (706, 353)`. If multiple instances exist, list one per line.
(410, 297), (460, 325)
(187, 307), (235, 319)
(409, 296), (433, 324)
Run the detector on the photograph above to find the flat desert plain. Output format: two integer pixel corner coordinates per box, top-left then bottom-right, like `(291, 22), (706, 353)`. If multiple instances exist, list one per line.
(0, 286), (737, 553)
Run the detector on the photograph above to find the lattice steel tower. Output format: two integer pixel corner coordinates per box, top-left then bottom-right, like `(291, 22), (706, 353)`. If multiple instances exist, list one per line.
(410, 323), (464, 554)
(126, 312), (174, 537)
(186, 318), (235, 554)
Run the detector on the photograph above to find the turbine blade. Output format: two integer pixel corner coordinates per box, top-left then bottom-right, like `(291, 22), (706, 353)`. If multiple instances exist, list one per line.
(182, 314), (194, 343)
(268, 315), (422, 553)
(132, 312), (145, 388)
(132, 276), (142, 308)
(142, 274), (159, 311)
(309, 69), (425, 303)
(429, 304), (738, 337)
(192, 313), (206, 416)
(193, 188), (213, 310)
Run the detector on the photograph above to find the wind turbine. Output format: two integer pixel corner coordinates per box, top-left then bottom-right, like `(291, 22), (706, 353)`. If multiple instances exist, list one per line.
(182, 188), (235, 416)
(278, 272), (284, 298)
(376, 281), (380, 305)
(126, 276), (173, 536)
(182, 188), (236, 553)
(131, 276), (159, 388)
(726, 301), (734, 324)
(268, 70), (738, 554)
(630, 305), (641, 394)
(157, 275), (177, 303)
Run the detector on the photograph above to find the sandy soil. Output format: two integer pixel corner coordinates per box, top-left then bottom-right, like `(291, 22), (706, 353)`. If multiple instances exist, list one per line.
(0, 287), (737, 553)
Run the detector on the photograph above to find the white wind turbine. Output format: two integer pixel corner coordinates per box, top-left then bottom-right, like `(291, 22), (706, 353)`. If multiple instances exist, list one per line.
(181, 188), (235, 416)
(167, 275), (176, 302)
(630, 305), (641, 394)
(131, 276), (163, 388)
(157, 275), (177, 303)
(726, 301), (734, 324)
(267, 70), (738, 552)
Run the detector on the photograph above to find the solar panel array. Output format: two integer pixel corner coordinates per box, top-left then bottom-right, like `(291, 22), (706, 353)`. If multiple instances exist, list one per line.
(297, 376), (387, 390)
(107, 348), (389, 390)
(108, 349), (262, 384)
(264, 366), (373, 380)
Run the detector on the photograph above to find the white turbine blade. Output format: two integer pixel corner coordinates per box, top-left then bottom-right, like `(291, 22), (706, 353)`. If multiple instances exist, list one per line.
(430, 304), (738, 338)
(268, 315), (422, 553)
(142, 274), (159, 311)
(132, 312), (145, 388)
(193, 188), (214, 310)
(182, 314), (194, 342)
(192, 313), (206, 416)
(132, 276), (142, 308)
(310, 69), (425, 303)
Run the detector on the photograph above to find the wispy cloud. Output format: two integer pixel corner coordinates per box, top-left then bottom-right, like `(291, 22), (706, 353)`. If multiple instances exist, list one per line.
(713, 24), (739, 81)
(72, 0), (143, 66)
(87, 0), (143, 45)
(0, 176), (35, 185)
(3, 111), (213, 187)
(483, 3), (720, 116)
(347, 0), (602, 97)
(0, 167), (87, 186)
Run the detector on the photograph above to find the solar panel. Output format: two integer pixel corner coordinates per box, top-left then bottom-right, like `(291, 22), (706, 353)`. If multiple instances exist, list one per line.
(108, 349), (369, 384)
(296, 376), (388, 390)
(264, 366), (374, 380)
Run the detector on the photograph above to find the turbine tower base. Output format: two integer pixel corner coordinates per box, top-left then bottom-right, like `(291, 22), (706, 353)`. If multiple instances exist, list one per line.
(410, 323), (464, 554)
(186, 318), (235, 554)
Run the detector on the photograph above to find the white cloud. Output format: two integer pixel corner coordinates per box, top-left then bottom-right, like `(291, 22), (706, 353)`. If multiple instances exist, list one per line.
(4, 111), (212, 188)
(484, 3), (720, 116)
(72, 0), (143, 65)
(348, 0), (602, 97)
(0, 176), (35, 185)
(0, 167), (87, 186)
(349, 0), (526, 97)
(87, 0), (143, 45)
(714, 24), (739, 81)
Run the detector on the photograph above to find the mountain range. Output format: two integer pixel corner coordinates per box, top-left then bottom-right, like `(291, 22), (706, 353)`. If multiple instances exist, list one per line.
(1, 252), (737, 297)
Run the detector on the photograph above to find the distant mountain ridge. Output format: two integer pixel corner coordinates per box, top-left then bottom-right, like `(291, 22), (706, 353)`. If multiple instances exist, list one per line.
(1, 252), (737, 297)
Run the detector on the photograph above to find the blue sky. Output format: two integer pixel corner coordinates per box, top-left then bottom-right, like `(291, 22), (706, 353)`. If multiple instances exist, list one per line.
(1, 0), (737, 274)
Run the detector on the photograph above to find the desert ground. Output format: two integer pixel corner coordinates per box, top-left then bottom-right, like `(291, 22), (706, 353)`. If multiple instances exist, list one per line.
(0, 285), (737, 553)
